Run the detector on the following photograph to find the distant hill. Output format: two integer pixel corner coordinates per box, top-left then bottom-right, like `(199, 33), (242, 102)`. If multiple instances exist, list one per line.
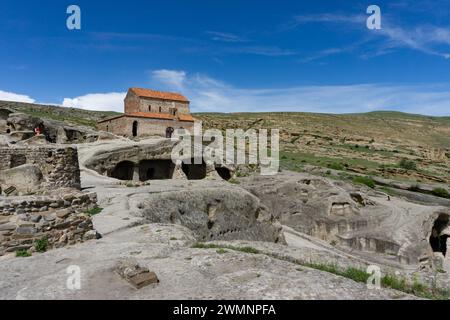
(2, 100), (449, 184)
(195, 111), (450, 149)
(195, 111), (450, 185)
(2, 100), (449, 147)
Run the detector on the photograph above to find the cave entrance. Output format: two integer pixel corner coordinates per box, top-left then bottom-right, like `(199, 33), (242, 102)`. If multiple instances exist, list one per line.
(111, 161), (135, 180)
(216, 167), (231, 181)
(430, 214), (450, 257)
(138, 160), (175, 181)
(64, 128), (83, 142)
(182, 158), (206, 180)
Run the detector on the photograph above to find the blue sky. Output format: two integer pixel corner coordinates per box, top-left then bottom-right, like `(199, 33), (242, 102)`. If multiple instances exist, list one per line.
(1, 0), (450, 115)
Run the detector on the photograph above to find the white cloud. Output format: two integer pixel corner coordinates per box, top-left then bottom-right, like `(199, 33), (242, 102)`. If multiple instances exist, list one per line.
(379, 24), (450, 58)
(206, 31), (247, 43)
(0, 90), (35, 103)
(152, 69), (450, 116)
(287, 13), (450, 60)
(294, 13), (365, 25)
(62, 92), (126, 112)
(151, 70), (186, 90)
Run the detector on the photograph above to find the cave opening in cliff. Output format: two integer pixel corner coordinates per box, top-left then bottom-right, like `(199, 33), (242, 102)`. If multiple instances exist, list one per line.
(110, 161), (135, 181)
(182, 158), (206, 180)
(430, 214), (450, 257)
(139, 160), (175, 181)
(216, 167), (231, 181)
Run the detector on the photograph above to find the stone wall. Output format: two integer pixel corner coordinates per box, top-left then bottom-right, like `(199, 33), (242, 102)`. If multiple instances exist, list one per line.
(0, 191), (98, 256)
(124, 91), (190, 115)
(137, 97), (190, 115)
(97, 116), (194, 138)
(0, 146), (81, 195)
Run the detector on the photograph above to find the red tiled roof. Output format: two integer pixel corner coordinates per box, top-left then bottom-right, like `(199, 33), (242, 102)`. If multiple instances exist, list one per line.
(178, 114), (195, 122)
(130, 88), (189, 102)
(97, 112), (196, 123)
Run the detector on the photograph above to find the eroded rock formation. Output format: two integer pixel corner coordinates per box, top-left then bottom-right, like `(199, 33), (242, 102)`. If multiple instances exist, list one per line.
(238, 171), (450, 268)
(139, 184), (284, 243)
(82, 138), (234, 182)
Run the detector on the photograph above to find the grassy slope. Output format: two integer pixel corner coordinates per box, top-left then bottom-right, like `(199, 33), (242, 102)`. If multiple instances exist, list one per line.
(0, 100), (120, 128)
(195, 111), (450, 184)
(194, 111), (450, 149)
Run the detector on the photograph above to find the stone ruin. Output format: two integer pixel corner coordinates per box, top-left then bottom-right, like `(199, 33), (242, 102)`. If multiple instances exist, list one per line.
(0, 108), (103, 145)
(84, 138), (234, 182)
(0, 146), (80, 195)
(0, 144), (99, 256)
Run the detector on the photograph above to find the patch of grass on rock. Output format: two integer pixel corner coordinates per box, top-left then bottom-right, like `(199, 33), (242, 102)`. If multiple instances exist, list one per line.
(228, 178), (241, 185)
(192, 243), (260, 254)
(431, 188), (450, 199)
(85, 206), (103, 217)
(16, 249), (31, 257)
(353, 176), (376, 189)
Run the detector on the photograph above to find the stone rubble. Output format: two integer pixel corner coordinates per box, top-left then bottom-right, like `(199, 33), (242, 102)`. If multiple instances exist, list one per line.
(115, 259), (160, 289)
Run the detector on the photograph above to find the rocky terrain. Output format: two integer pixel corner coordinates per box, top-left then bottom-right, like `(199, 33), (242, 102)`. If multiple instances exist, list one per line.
(1, 101), (450, 300)
(197, 112), (450, 186)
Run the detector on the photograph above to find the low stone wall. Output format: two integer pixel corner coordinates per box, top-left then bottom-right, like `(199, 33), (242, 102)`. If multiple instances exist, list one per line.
(0, 145), (81, 195)
(0, 191), (98, 256)
(97, 116), (194, 138)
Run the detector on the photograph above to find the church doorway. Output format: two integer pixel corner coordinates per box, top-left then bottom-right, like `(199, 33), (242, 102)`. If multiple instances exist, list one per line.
(166, 127), (174, 138)
(132, 121), (138, 137)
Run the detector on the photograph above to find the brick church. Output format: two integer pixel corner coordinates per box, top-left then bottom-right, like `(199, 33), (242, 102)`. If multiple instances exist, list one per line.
(97, 87), (195, 138)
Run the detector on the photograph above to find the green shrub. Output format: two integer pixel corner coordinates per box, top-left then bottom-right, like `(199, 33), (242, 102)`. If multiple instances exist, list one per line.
(431, 188), (450, 199)
(342, 267), (370, 283)
(328, 162), (344, 171)
(85, 206), (103, 216)
(16, 250), (31, 257)
(353, 176), (376, 189)
(238, 246), (260, 254)
(399, 159), (417, 171)
(216, 249), (228, 254)
(381, 274), (407, 291)
(35, 236), (49, 253)
(192, 243), (218, 249)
